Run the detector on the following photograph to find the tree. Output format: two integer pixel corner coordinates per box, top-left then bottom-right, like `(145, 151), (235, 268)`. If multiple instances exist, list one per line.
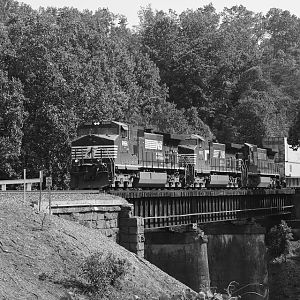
(0, 70), (26, 178)
(264, 9), (300, 57)
(22, 104), (77, 188)
(288, 112), (300, 148)
(138, 5), (219, 117)
(232, 98), (266, 145)
(266, 220), (293, 261)
(1, 3), (177, 186)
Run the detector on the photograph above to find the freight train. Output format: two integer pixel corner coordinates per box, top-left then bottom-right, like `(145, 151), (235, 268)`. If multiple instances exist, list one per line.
(70, 120), (299, 190)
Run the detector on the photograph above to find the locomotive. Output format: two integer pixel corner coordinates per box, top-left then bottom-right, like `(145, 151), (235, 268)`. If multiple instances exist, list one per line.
(262, 137), (300, 188)
(70, 120), (287, 190)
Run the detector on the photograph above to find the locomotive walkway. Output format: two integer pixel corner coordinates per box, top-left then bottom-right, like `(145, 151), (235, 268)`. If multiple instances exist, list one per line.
(109, 188), (295, 229)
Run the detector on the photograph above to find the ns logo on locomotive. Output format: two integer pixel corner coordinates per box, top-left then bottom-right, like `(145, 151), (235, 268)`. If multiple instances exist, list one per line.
(70, 121), (300, 190)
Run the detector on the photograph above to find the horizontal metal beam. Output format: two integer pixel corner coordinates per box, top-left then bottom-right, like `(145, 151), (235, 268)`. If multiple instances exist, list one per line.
(142, 205), (294, 220)
(144, 212), (293, 231)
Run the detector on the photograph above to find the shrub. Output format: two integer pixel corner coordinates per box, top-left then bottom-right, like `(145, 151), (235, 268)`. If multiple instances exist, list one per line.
(266, 220), (293, 261)
(81, 251), (129, 296)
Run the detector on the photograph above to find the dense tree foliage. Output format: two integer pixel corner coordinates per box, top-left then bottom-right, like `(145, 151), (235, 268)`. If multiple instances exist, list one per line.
(138, 5), (300, 144)
(1, 0), (300, 185)
(266, 220), (293, 261)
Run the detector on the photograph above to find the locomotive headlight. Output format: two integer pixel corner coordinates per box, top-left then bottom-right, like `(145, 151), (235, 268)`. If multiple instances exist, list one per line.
(74, 159), (79, 164)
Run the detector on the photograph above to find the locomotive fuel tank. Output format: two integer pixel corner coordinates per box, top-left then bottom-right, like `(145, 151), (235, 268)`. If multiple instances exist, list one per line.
(133, 172), (168, 188)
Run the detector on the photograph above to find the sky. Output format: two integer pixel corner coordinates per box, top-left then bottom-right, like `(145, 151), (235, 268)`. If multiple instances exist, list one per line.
(20, 0), (300, 27)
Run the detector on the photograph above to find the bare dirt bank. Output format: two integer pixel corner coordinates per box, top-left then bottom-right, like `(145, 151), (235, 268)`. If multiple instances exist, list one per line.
(0, 196), (188, 300)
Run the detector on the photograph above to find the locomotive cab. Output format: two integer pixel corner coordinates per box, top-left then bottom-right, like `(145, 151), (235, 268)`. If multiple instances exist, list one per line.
(70, 120), (135, 189)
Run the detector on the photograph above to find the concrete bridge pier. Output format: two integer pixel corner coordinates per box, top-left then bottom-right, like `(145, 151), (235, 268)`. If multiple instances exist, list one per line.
(144, 227), (210, 292)
(144, 223), (268, 299)
(204, 222), (268, 300)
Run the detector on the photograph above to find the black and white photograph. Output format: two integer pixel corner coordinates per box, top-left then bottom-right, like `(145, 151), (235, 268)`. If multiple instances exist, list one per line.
(1, 0), (300, 299)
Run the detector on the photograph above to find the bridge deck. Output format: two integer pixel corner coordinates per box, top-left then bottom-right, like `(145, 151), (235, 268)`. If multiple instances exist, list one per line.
(110, 188), (295, 198)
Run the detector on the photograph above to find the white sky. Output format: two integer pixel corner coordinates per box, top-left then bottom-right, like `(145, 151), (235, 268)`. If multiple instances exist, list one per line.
(20, 0), (300, 26)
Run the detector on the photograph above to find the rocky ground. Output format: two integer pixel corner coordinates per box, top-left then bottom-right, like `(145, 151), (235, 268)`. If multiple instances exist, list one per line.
(269, 240), (300, 300)
(0, 196), (189, 300)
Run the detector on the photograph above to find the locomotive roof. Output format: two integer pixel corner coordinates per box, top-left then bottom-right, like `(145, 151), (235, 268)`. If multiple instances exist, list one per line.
(159, 133), (187, 141)
(111, 121), (129, 131)
(72, 134), (118, 143)
(178, 144), (197, 150)
(81, 121), (129, 131)
(225, 143), (243, 150)
(178, 133), (205, 141)
(143, 131), (205, 142)
(244, 142), (256, 147)
(190, 134), (205, 141)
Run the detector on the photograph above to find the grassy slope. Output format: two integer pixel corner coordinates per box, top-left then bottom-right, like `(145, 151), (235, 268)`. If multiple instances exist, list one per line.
(0, 197), (188, 300)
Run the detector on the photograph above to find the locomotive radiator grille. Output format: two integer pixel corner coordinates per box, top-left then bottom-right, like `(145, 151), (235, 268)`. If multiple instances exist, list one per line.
(72, 145), (118, 160)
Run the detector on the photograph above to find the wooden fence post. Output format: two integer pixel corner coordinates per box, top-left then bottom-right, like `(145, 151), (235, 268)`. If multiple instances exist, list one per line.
(23, 169), (26, 202)
(38, 170), (43, 211)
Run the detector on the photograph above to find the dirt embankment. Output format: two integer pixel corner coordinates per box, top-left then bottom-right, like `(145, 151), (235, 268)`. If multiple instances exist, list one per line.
(0, 196), (188, 300)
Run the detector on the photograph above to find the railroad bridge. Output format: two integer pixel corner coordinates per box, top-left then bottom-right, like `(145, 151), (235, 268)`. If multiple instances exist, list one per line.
(109, 188), (295, 229)
(110, 188), (296, 297)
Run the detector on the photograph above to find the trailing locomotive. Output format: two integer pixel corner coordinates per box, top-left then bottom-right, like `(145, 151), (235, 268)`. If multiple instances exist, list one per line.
(70, 120), (282, 190)
(262, 137), (300, 188)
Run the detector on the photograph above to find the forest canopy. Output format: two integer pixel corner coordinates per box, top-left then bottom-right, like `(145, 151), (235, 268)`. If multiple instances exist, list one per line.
(1, 0), (300, 186)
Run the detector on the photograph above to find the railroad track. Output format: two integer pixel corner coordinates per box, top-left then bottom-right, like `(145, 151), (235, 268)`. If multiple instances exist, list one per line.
(0, 188), (295, 196)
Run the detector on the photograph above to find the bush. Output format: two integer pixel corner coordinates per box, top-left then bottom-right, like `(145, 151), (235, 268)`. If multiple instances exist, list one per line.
(81, 251), (129, 296)
(266, 220), (293, 261)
